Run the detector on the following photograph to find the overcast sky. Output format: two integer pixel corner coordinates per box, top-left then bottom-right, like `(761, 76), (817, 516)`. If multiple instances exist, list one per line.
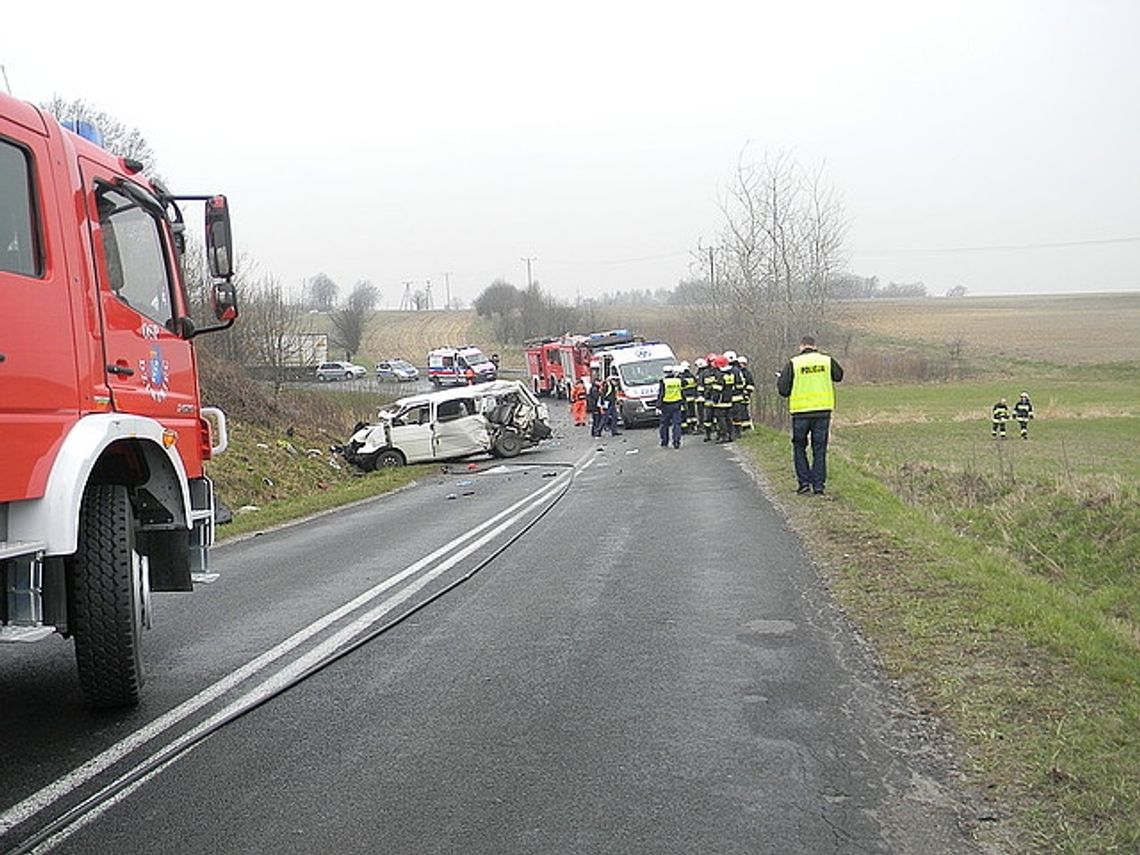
(4, 1), (1138, 306)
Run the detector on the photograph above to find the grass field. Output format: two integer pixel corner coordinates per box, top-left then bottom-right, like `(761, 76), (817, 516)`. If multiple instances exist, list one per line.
(836, 292), (1140, 365)
(742, 293), (1140, 853)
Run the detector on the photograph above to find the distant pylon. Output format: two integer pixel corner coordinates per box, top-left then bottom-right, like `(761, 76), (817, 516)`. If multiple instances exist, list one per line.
(399, 281), (413, 311)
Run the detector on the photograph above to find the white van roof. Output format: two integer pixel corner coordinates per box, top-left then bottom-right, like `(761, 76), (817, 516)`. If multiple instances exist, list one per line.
(603, 342), (675, 364)
(390, 379), (537, 411)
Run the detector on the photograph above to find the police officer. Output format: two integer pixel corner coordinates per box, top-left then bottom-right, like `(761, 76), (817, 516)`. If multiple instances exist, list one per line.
(1012, 391), (1034, 439)
(777, 335), (844, 495)
(655, 364), (684, 448)
(992, 397), (1010, 439)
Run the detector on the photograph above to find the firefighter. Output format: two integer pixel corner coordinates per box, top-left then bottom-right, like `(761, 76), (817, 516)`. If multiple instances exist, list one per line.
(722, 350), (744, 440)
(736, 355), (756, 430)
(1012, 391), (1034, 439)
(655, 364), (684, 448)
(692, 357), (710, 440)
(723, 350), (747, 437)
(698, 354), (719, 441)
(710, 354), (736, 442)
(569, 377), (588, 426)
(992, 397), (1010, 438)
(777, 335), (844, 495)
(678, 360), (699, 432)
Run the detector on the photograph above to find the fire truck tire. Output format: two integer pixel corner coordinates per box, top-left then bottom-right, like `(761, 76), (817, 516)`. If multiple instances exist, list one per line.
(493, 431), (523, 458)
(70, 484), (145, 709)
(371, 449), (406, 469)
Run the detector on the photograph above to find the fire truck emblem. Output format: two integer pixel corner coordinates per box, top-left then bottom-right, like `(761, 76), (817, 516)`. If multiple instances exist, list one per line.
(140, 345), (170, 402)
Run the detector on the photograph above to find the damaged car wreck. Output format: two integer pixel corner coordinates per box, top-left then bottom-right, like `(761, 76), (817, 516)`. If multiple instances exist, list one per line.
(337, 380), (553, 470)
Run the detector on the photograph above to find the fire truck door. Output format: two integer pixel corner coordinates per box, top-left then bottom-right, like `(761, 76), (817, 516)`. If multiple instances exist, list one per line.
(81, 162), (197, 436)
(0, 127), (79, 501)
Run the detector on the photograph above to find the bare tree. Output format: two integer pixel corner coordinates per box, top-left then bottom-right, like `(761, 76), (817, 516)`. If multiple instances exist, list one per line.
(330, 280), (378, 360)
(41, 96), (161, 180)
(690, 149), (848, 422)
(235, 275), (305, 391)
(305, 273), (339, 312)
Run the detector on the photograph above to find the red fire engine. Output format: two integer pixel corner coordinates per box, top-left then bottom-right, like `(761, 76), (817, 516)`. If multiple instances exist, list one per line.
(0, 91), (238, 707)
(524, 330), (642, 397)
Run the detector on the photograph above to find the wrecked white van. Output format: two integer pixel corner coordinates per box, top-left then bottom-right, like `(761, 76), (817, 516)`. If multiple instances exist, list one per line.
(337, 380), (552, 470)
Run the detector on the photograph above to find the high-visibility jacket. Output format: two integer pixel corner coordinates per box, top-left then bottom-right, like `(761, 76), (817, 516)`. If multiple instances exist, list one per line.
(788, 351), (836, 413)
(659, 376), (683, 404)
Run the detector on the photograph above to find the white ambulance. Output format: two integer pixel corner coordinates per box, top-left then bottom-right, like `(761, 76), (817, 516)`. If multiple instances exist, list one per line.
(592, 340), (677, 427)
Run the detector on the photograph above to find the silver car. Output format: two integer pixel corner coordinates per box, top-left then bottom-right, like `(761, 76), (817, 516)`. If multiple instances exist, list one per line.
(375, 359), (419, 382)
(316, 361), (367, 382)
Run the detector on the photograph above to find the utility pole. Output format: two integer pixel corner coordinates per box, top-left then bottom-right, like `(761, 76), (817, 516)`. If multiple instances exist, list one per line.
(442, 272), (452, 310)
(424, 279), (433, 310)
(521, 256), (535, 289)
(399, 281), (413, 310)
(708, 246), (715, 289)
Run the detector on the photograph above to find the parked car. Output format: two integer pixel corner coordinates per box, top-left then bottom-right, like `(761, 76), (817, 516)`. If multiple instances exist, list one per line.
(316, 361), (366, 382)
(375, 359), (419, 382)
(336, 380), (552, 469)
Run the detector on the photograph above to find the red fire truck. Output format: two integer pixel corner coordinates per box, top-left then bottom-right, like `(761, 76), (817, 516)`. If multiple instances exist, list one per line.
(524, 330), (642, 397)
(0, 91), (238, 707)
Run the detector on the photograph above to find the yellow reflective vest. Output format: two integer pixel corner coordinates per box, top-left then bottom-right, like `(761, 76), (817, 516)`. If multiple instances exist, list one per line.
(788, 351), (836, 413)
(661, 376), (683, 403)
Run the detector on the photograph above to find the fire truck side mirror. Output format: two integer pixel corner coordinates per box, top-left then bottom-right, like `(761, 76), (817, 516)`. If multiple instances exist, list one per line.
(204, 195), (234, 280)
(213, 280), (238, 323)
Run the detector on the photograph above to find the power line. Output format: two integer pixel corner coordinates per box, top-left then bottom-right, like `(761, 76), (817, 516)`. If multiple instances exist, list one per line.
(543, 250), (690, 267)
(857, 234), (1140, 258)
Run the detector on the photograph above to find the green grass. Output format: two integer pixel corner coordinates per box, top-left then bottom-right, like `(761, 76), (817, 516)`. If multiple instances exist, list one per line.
(739, 367), (1140, 853)
(207, 420), (422, 542)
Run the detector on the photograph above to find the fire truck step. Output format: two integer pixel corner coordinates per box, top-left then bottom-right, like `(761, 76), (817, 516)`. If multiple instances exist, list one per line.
(0, 540), (47, 561)
(0, 626), (54, 643)
(191, 572), (220, 584)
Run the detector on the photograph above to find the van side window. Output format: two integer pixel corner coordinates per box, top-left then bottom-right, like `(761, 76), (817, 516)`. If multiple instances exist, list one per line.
(437, 399), (472, 422)
(95, 184), (173, 326)
(0, 139), (41, 277)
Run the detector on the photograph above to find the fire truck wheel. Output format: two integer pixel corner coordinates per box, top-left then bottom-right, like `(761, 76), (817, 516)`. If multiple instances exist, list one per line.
(371, 449), (406, 469)
(70, 484), (145, 709)
(493, 430), (523, 458)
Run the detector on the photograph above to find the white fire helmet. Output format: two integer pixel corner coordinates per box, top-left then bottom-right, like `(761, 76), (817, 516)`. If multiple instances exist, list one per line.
(694, 357), (707, 368)
(679, 360), (690, 372)
(737, 355), (748, 365)
(723, 350), (737, 362)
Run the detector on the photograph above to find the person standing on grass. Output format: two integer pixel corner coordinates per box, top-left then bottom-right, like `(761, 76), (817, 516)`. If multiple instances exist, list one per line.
(777, 335), (844, 495)
(992, 397), (1010, 439)
(1012, 391), (1034, 439)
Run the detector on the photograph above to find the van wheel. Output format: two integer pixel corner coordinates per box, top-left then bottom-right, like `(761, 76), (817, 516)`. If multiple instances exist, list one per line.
(372, 449), (406, 469)
(70, 484), (146, 709)
(494, 431), (523, 458)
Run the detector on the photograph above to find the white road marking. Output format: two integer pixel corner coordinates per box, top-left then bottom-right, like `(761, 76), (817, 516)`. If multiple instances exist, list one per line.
(1, 452), (594, 841)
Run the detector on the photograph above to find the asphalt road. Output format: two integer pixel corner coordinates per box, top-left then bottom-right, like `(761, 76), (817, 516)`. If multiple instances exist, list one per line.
(0, 401), (984, 854)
